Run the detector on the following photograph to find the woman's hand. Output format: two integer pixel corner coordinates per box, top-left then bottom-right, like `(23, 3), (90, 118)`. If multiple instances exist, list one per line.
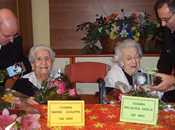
(25, 97), (39, 105)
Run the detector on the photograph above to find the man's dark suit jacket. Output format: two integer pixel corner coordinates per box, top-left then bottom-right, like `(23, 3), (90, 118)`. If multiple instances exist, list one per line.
(158, 26), (175, 102)
(0, 35), (32, 87)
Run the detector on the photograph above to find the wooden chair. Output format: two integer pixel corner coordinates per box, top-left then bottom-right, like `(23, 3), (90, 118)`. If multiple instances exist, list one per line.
(5, 75), (19, 89)
(64, 62), (111, 104)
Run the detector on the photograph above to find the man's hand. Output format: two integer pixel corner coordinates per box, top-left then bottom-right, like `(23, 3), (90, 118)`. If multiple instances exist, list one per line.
(148, 73), (175, 92)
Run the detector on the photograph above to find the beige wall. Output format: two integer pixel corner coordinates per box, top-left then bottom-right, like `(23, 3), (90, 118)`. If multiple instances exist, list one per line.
(31, 1), (159, 94)
(31, 0), (50, 46)
(31, 0), (159, 69)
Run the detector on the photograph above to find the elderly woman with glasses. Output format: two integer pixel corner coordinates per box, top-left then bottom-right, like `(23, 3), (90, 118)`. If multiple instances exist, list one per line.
(12, 44), (60, 104)
(104, 39), (163, 99)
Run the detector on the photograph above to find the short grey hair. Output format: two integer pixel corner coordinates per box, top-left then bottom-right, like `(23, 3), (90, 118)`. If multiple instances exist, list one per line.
(28, 44), (55, 63)
(112, 39), (143, 66)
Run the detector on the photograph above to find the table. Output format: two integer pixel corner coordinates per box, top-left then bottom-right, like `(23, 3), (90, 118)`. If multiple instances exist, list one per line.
(34, 104), (175, 130)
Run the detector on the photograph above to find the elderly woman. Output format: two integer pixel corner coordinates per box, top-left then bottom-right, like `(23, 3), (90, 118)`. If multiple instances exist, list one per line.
(104, 39), (163, 99)
(12, 44), (60, 103)
(105, 39), (143, 94)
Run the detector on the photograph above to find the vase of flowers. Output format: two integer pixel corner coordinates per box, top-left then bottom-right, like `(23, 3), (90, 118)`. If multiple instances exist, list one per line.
(99, 37), (122, 52)
(76, 9), (161, 53)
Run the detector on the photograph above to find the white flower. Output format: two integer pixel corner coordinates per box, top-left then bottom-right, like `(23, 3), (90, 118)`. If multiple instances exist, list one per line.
(105, 29), (110, 35)
(136, 12), (145, 18)
(98, 27), (103, 32)
(14, 66), (22, 73)
(137, 75), (146, 85)
(112, 26), (120, 33)
(119, 29), (129, 38)
(122, 23), (128, 30)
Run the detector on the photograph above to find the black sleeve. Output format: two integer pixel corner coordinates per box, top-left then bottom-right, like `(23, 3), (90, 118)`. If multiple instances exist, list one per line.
(12, 78), (35, 97)
(157, 27), (175, 74)
(0, 35), (32, 74)
(162, 90), (175, 102)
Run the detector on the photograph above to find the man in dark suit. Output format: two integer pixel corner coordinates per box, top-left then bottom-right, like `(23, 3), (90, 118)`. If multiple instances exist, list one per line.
(0, 8), (31, 87)
(148, 0), (175, 102)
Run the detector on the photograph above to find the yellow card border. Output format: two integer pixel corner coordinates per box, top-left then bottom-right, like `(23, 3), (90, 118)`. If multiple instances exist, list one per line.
(47, 100), (84, 126)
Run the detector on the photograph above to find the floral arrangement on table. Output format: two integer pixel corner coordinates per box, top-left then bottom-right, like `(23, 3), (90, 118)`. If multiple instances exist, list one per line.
(0, 108), (40, 130)
(103, 68), (167, 108)
(76, 9), (162, 53)
(0, 87), (41, 130)
(34, 75), (77, 104)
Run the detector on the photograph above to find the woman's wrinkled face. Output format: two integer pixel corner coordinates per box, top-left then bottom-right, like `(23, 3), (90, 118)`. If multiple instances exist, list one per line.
(31, 48), (53, 75)
(119, 47), (140, 76)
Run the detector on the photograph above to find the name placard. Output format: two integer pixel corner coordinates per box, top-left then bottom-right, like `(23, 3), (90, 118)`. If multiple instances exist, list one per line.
(47, 100), (84, 127)
(120, 95), (158, 125)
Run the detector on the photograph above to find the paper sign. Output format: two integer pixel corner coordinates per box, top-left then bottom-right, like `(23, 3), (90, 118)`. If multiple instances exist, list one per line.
(120, 95), (158, 125)
(47, 100), (84, 127)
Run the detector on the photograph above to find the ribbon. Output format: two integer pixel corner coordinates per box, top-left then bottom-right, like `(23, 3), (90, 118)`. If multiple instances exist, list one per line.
(143, 68), (159, 86)
(143, 67), (158, 74)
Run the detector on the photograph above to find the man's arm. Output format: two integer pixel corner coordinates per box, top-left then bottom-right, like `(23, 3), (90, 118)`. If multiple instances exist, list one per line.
(0, 35), (32, 74)
(157, 26), (174, 74)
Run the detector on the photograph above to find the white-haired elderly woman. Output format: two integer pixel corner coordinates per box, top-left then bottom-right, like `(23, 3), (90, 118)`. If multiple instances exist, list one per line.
(104, 39), (163, 99)
(12, 44), (59, 104)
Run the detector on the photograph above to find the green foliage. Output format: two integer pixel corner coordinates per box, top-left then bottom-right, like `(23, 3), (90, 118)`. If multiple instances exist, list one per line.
(0, 99), (12, 111)
(0, 70), (9, 83)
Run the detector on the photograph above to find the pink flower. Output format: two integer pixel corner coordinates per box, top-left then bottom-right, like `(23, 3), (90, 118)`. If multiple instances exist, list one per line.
(0, 108), (17, 129)
(119, 93), (123, 102)
(54, 79), (60, 86)
(69, 89), (76, 97)
(58, 82), (66, 90)
(47, 81), (52, 86)
(16, 114), (41, 130)
(56, 87), (64, 94)
(50, 82), (56, 88)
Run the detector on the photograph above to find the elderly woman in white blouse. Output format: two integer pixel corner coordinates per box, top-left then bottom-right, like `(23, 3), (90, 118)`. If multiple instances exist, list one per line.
(104, 39), (163, 99)
(13, 44), (60, 104)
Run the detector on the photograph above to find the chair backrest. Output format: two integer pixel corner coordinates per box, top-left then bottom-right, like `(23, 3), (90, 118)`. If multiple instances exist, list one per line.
(64, 62), (111, 104)
(64, 62), (111, 83)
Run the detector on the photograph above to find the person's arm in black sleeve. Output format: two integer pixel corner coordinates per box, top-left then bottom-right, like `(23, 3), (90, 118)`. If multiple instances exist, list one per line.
(0, 34), (32, 74)
(157, 26), (174, 75)
(12, 78), (35, 97)
(13, 35), (32, 75)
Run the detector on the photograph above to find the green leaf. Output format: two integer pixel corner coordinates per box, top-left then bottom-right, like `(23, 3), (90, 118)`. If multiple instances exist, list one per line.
(94, 45), (102, 52)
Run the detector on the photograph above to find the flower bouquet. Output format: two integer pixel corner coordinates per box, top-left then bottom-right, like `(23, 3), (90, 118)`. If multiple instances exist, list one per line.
(76, 9), (161, 53)
(0, 86), (41, 129)
(34, 75), (78, 104)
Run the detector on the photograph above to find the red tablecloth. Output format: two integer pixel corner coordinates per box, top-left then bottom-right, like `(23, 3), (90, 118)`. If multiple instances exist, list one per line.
(34, 104), (175, 130)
